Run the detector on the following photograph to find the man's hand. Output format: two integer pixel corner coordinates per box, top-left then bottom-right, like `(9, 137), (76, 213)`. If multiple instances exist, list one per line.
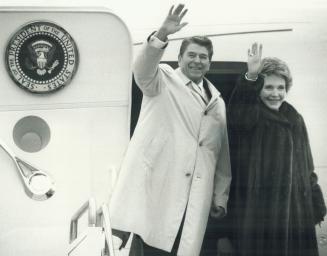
(210, 205), (226, 219)
(247, 42), (263, 80)
(156, 4), (188, 41)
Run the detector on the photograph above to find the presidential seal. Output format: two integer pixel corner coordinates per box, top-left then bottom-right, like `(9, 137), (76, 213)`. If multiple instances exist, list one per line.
(6, 21), (78, 93)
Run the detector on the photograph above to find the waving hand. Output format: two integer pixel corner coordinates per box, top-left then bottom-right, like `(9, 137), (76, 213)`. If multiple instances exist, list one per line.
(156, 4), (188, 41)
(247, 42), (263, 80)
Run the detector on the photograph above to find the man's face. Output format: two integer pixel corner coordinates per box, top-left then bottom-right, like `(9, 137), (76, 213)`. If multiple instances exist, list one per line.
(178, 43), (211, 84)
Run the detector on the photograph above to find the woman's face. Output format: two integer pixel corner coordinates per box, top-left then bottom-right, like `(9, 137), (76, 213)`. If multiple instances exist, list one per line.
(260, 74), (287, 111)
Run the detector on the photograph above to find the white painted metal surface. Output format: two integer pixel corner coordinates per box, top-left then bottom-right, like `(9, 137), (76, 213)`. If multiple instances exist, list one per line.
(0, 7), (132, 256)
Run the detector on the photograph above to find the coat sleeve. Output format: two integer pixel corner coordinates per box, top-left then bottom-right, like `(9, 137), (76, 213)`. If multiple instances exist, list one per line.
(212, 123), (232, 212)
(133, 41), (166, 97)
(311, 173), (326, 224)
(301, 116), (327, 224)
(227, 74), (264, 131)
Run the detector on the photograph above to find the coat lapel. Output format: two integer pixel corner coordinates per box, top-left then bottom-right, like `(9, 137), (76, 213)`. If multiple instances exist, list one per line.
(203, 79), (212, 101)
(175, 68), (207, 108)
(204, 78), (220, 110)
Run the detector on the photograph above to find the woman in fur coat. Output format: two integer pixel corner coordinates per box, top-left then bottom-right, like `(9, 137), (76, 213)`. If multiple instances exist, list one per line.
(227, 42), (326, 256)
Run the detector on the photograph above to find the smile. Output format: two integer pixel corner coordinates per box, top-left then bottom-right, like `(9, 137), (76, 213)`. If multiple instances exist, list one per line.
(189, 67), (202, 71)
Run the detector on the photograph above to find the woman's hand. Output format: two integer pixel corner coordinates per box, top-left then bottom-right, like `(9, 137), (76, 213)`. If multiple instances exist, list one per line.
(156, 4), (188, 41)
(247, 42), (263, 80)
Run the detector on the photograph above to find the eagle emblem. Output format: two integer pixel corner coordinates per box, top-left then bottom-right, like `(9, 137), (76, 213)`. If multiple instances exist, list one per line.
(6, 21), (78, 93)
(25, 40), (59, 76)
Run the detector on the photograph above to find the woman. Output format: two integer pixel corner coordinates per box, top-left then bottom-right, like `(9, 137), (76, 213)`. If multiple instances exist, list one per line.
(227, 43), (326, 256)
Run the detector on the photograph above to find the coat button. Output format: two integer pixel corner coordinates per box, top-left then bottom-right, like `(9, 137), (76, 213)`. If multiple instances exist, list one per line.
(199, 142), (203, 147)
(204, 110), (208, 115)
(185, 173), (191, 177)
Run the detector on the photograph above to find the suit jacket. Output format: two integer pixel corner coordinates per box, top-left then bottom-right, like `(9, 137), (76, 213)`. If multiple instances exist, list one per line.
(110, 41), (231, 256)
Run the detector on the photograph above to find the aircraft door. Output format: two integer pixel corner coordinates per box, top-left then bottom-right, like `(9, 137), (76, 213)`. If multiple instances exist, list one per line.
(0, 7), (132, 256)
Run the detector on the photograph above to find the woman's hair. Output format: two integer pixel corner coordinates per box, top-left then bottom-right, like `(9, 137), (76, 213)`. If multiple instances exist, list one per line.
(179, 36), (213, 61)
(260, 57), (293, 91)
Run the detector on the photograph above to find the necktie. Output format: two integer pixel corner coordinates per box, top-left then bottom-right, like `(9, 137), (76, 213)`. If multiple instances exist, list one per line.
(188, 82), (208, 104)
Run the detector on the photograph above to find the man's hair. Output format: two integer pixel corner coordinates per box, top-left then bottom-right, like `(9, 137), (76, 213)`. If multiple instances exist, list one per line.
(179, 36), (213, 61)
(260, 57), (293, 91)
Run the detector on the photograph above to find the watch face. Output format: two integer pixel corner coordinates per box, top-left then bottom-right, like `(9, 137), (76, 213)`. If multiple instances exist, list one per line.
(6, 21), (79, 94)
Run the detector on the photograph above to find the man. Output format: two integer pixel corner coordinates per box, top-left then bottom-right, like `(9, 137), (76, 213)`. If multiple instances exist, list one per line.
(110, 4), (231, 256)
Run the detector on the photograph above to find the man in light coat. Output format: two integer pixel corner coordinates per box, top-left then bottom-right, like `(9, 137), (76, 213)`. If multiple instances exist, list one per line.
(110, 4), (231, 256)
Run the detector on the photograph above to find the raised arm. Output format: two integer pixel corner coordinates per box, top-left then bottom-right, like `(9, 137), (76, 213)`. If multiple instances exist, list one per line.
(133, 4), (188, 96)
(155, 4), (188, 41)
(227, 43), (264, 130)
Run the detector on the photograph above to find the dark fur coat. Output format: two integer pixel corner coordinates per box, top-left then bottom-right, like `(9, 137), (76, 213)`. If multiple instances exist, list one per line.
(226, 75), (326, 256)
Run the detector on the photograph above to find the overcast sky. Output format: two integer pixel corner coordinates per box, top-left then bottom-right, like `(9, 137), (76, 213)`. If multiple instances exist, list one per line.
(0, 0), (326, 30)
(0, 0), (325, 46)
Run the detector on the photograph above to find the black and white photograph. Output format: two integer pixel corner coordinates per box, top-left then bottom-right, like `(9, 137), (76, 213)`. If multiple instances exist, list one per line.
(0, 0), (326, 255)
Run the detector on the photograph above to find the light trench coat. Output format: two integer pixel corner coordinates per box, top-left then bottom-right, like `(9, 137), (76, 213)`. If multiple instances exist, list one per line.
(109, 41), (231, 256)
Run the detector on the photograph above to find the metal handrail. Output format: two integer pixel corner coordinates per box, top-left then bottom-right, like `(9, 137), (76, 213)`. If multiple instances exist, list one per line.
(98, 204), (116, 256)
(69, 198), (97, 243)
(68, 198), (116, 256)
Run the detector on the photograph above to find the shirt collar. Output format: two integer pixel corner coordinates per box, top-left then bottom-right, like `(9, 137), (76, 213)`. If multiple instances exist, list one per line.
(197, 80), (204, 92)
(175, 68), (203, 87)
(175, 67), (222, 103)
